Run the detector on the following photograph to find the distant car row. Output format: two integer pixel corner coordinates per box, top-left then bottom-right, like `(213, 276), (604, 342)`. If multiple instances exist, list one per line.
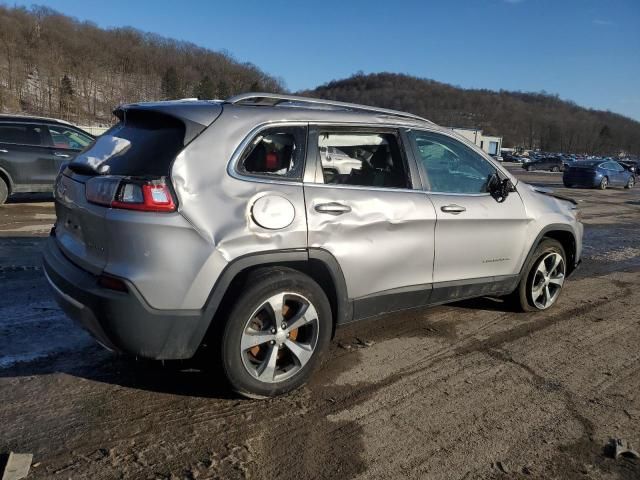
(0, 115), (95, 204)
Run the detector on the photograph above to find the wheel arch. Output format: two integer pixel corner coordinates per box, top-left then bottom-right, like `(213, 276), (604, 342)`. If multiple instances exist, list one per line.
(520, 224), (578, 279)
(199, 249), (351, 347)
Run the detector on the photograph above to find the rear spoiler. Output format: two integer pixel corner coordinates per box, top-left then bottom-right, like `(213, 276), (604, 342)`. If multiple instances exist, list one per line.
(114, 100), (223, 144)
(532, 186), (577, 205)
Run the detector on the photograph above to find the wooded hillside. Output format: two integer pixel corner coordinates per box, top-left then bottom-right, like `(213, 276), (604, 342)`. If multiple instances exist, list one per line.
(0, 5), (283, 125)
(1, 6), (638, 155)
(302, 73), (640, 154)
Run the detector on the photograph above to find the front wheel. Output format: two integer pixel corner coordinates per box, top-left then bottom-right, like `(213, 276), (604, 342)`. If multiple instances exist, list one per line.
(220, 267), (332, 398)
(625, 177), (635, 189)
(511, 239), (566, 312)
(551, 166), (559, 172)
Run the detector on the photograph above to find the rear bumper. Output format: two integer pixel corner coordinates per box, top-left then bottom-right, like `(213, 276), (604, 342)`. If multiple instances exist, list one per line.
(42, 235), (209, 359)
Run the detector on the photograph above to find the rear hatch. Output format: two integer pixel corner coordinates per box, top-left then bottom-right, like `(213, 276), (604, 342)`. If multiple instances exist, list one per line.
(53, 101), (222, 274)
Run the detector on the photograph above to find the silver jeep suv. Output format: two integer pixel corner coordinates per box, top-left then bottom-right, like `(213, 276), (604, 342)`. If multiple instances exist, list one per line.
(43, 94), (582, 397)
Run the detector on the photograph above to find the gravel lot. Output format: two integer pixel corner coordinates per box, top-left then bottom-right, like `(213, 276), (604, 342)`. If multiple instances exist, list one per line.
(1, 168), (639, 479)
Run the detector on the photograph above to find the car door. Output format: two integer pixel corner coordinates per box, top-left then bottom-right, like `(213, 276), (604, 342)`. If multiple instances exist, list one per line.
(0, 122), (57, 190)
(602, 161), (621, 187)
(304, 126), (437, 320)
(406, 129), (530, 302)
(609, 161), (628, 186)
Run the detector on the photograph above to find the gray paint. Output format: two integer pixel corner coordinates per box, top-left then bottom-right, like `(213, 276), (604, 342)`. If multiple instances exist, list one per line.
(52, 96), (582, 318)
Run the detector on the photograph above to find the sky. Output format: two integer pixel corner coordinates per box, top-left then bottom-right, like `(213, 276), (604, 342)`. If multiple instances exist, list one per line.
(10, 0), (640, 121)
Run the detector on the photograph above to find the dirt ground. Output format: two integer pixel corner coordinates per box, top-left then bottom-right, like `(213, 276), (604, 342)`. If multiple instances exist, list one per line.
(1, 168), (639, 479)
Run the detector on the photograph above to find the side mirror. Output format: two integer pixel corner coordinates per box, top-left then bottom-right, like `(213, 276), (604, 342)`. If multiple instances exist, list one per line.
(487, 173), (513, 203)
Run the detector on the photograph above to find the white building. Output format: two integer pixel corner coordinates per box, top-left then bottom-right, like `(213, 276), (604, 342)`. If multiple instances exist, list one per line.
(451, 127), (502, 158)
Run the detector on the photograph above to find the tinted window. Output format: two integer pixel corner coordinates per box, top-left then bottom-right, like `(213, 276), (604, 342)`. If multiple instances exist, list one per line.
(49, 126), (92, 150)
(239, 126), (306, 180)
(70, 111), (185, 176)
(0, 123), (49, 147)
(317, 131), (410, 188)
(409, 130), (495, 194)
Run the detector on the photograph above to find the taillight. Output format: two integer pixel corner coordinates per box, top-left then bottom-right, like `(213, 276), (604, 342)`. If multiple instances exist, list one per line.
(86, 177), (176, 212)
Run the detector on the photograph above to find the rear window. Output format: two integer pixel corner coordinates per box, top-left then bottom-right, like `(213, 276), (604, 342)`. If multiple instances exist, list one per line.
(70, 111), (185, 176)
(0, 123), (50, 146)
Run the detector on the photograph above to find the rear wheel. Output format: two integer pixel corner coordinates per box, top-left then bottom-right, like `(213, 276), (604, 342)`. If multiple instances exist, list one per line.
(551, 166), (559, 172)
(526, 166), (533, 172)
(511, 239), (566, 312)
(626, 177), (635, 189)
(0, 178), (8, 205)
(599, 177), (608, 190)
(219, 267), (332, 398)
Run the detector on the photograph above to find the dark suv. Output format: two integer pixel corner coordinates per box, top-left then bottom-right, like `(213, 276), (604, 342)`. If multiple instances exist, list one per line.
(0, 115), (94, 204)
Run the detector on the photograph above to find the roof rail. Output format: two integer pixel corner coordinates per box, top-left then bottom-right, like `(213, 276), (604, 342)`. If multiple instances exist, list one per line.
(225, 92), (433, 124)
(0, 113), (74, 126)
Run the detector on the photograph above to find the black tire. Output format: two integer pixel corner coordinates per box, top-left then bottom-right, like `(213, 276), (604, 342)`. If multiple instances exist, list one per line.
(526, 165), (533, 172)
(551, 166), (559, 172)
(599, 177), (608, 190)
(219, 267), (332, 398)
(625, 177), (635, 189)
(0, 178), (8, 205)
(510, 238), (566, 312)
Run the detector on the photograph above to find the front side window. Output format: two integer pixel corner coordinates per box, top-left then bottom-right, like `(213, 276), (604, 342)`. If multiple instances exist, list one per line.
(49, 126), (93, 150)
(238, 126), (306, 180)
(409, 130), (496, 194)
(317, 131), (410, 189)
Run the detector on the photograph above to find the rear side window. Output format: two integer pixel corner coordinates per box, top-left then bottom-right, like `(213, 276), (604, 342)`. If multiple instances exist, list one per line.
(0, 124), (50, 147)
(317, 131), (410, 189)
(238, 126), (307, 181)
(70, 111), (185, 176)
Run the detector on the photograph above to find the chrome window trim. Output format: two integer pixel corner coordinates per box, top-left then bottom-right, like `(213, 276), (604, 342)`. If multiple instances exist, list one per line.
(227, 121), (308, 186)
(304, 182), (424, 195)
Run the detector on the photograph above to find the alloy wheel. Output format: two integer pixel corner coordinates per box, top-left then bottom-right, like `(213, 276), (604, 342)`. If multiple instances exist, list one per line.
(240, 292), (319, 383)
(531, 252), (565, 309)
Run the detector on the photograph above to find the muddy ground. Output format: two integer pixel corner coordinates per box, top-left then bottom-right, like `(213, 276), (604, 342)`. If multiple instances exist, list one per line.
(1, 168), (639, 479)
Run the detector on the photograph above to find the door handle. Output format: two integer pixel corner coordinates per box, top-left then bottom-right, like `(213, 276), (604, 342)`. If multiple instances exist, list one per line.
(315, 202), (351, 215)
(54, 152), (70, 158)
(441, 204), (466, 214)
(0, 149), (7, 153)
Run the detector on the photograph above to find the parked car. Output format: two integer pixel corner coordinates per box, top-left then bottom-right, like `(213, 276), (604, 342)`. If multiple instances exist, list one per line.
(563, 160), (635, 190)
(523, 157), (564, 172)
(0, 115), (94, 204)
(619, 160), (639, 176)
(43, 94), (583, 398)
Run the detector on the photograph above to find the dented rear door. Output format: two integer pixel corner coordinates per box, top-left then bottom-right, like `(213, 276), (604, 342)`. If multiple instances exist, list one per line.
(304, 126), (437, 320)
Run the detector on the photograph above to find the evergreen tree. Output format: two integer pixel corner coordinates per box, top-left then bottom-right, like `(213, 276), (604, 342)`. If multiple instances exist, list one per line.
(194, 75), (215, 99)
(161, 67), (181, 99)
